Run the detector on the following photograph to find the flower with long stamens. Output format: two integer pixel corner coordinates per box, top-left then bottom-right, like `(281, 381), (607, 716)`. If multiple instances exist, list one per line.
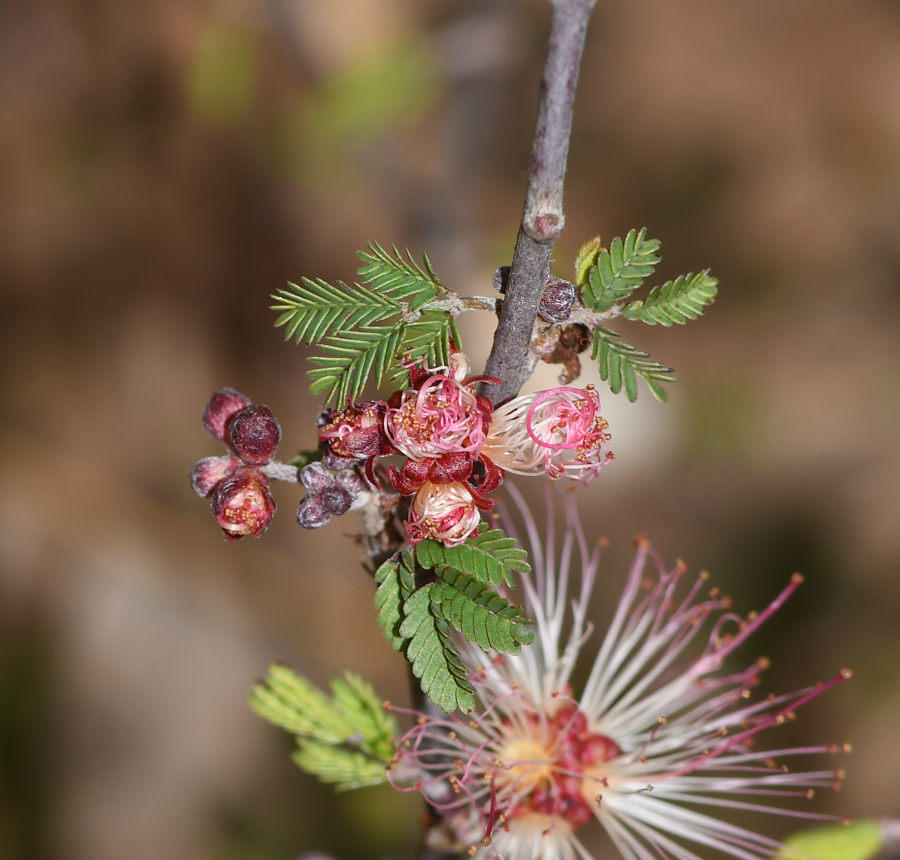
(385, 372), (493, 462)
(388, 485), (851, 860)
(481, 386), (613, 484)
(405, 480), (484, 547)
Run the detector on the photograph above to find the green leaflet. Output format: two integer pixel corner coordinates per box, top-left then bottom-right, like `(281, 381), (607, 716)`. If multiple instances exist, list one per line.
(357, 242), (445, 306)
(374, 552), (416, 651)
(780, 820), (883, 860)
(581, 228), (660, 312)
(431, 567), (534, 655)
(414, 527), (530, 589)
(591, 326), (674, 403)
(307, 325), (403, 404)
(389, 312), (460, 386)
(574, 236), (603, 289)
(271, 277), (402, 345)
(621, 271), (718, 326)
(250, 665), (398, 790)
(293, 740), (389, 791)
(399, 585), (475, 714)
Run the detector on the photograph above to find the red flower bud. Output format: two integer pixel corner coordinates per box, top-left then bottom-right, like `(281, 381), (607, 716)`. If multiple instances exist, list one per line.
(202, 389), (252, 443)
(229, 405), (281, 464)
(538, 278), (576, 324)
(210, 469), (276, 541)
(190, 455), (241, 497)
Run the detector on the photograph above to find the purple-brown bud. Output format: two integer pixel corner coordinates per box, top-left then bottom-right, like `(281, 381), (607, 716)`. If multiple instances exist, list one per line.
(202, 389), (252, 443)
(210, 469), (276, 541)
(296, 462), (366, 529)
(190, 455), (241, 497)
(229, 405), (281, 464)
(492, 266), (510, 294)
(538, 278), (576, 323)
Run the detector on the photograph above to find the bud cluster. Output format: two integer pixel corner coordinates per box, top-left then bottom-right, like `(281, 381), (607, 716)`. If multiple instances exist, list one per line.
(190, 389), (282, 541)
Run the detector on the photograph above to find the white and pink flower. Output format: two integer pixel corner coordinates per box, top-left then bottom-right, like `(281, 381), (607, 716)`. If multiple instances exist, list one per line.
(388, 486), (852, 860)
(405, 480), (483, 547)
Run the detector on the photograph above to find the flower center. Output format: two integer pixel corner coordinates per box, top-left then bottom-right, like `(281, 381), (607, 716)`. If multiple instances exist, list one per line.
(494, 707), (621, 830)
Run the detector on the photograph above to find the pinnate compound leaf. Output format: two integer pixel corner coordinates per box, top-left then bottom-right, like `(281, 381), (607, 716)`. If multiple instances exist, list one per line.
(415, 527), (530, 589)
(780, 819), (883, 860)
(581, 228), (660, 312)
(374, 552), (416, 651)
(307, 325), (403, 404)
(621, 271), (718, 327)
(389, 312), (460, 386)
(292, 740), (389, 790)
(399, 585), (475, 714)
(357, 242), (445, 305)
(271, 277), (402, 345)
(592, 326), (673, 403)
(328, 671), (397, 762)
(432, 567), (534, 655)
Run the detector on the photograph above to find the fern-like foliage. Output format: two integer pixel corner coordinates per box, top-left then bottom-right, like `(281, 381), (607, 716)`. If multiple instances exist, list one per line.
(374, 552), (416, 651)
(581, 228), (660, 312)
(293, 741), (390, 791)
(357, 242), (445, 310)
(592, 326), (674, 403)
(389, 312), (460, 385)
(307, 325), (403, 405)
(621, 271), (718, 326)
(415, 528), (530, 589)
(399, 585), (476, 714)
(432, 567), (534, 655)
(271, 278), (402, 345)
(250, 665), (398, 790)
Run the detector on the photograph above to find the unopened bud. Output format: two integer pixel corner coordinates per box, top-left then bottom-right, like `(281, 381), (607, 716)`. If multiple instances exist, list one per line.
(202, 389), (251, 443)
(492, 266), (510, 294)
(210, 469), (275, 540)
(190, 455), (240, 497)
(538, 278), (576, 323)
(321, 485), (352, 515)
(297, 498), (331, 529)
(229, 405), (281, 464)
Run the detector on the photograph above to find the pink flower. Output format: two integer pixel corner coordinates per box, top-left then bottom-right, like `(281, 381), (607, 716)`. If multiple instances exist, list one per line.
(405, 480), (483, 547)
(385, 373), (492, 462)
(481, 385), (613, 484)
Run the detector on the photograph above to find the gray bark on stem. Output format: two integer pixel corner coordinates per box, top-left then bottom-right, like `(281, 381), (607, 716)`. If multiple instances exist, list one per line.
(482, 0), (596, 405)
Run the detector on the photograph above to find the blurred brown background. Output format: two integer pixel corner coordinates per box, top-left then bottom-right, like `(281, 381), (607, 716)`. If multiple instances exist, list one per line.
(2, 0), (899, 857)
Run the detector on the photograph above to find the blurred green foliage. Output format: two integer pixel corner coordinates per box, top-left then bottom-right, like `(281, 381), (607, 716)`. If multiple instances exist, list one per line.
(781, 820), (882, 860)
(187, 23), (258, 125)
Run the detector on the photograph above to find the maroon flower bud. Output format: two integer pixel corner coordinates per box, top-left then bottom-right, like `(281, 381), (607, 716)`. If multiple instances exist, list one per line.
(492, 265), (510, 294)
(210, 469), (276, 541)
(297, 498), (331, 529)
(203, 389), (252, 443)
(538, 278), (576, 323)
(318, 401), (392, 460)
(229, 405), (281, 464)
(299, 462), (334, 495)
(321, 485), (352, 515)
(190, 455), (241, 497)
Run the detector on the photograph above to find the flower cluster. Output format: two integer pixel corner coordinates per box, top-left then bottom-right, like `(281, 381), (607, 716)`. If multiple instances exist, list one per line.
(318, 353), (613, 546)
(387, 486), (852, 860)
(190, 389), (281, 541)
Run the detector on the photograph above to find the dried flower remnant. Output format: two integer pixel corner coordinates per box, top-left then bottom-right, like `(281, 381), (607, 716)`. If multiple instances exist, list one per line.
(388, 487), (852, 860)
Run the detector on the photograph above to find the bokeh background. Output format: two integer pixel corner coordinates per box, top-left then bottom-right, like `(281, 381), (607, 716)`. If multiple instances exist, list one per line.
(2, 0), (900, 857)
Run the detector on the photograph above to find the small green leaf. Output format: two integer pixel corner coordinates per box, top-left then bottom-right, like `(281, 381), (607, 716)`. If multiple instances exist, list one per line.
(780, 820), (883, 860)
(293, 740), (389, 790)
(591, 326), (674, 403)
(415, 527), (530, 589)
(399, 585), (475, 714)
(374, 552), (416, 651)
(329, 671), (396, 762)
(574, 236), (602, 289)
(432, 567), (534, 655)
(357, 242), (445, 303)
(621, 270), (718, 327)
(286, 450), (323, 469)
(581, 228), (660, 312)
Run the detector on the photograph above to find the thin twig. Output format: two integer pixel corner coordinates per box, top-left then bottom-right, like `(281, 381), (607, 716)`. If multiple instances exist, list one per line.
(482, 0), (597, 404)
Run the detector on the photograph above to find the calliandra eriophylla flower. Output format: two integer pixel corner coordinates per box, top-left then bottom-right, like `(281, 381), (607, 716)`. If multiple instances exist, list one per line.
(387, 485), (852, 860)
